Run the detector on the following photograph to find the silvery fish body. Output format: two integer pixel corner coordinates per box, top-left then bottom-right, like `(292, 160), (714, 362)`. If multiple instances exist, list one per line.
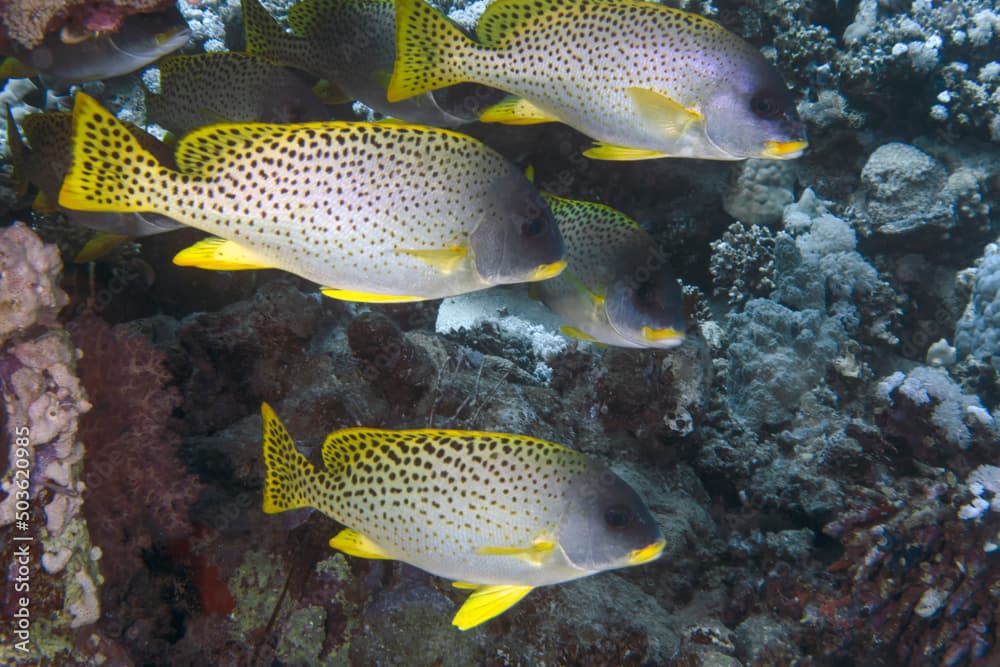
(260, 404), (665, 629)
(58, 93), (565, 302)
(390, 0), (807, 161)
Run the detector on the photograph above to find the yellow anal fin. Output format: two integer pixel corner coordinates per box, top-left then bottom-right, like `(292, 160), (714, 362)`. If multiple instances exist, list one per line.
(319, 287), (425, 303)
(479, 96), (559, 125)
(32, 191), (57, 214)
(560, 325), (598, 342)
(396, 245), (468, 273)
(453, 584), (534, 630)
(173, 237), (276, 271)
(582, 142), (671, 161)
(74, 233), (130, 263)
(452, 581), (479, 590)
(628, 87), (702, 138)
(329, 528), (393, 560)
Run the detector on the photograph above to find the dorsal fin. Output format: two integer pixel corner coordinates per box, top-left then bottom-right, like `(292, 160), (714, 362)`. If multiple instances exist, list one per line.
(320, 428), (579, 476)
(541, 192), (642, 231)
(476, 0), (573, 47)
(243, 0), (312, 70)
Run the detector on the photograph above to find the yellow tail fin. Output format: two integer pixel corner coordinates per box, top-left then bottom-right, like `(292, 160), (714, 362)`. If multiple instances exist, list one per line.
(387, 0), (475, 102)
(58, 93), (173, 214)
(261, 403), (318, 514)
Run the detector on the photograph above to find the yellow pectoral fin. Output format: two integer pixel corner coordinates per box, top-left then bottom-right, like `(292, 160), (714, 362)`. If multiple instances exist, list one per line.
(628, 87), (702, 138)
(560, 325), (598, 342)
(453, 584), (534, 630)
(195, 107), (235, 124)
(475, 533), (556, 565)
(452, 581), (479, 590)
(329, 529), (394, 560)
(479, 96), (559, 125)
(312, 79), (351, 105)
(371, 69), (393, 91)
(642, 326), (685, 344)
(320, 287), (426, 303)
(0, 57), (36, 81)
(372, 117), (410, 126)
(397, 245), (468, 274)
(583, 142), (671, 161)
(74, 233), (130, 263)
(172, 237), (276, 271)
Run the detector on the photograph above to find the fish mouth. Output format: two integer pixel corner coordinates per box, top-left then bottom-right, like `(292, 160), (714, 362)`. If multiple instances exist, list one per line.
(763, 140), (808, 159)
(627, 539), (666, 565)
(155, 26), (192, 47)
(640, 326), (685, 345)
(529, 259), (567, 281)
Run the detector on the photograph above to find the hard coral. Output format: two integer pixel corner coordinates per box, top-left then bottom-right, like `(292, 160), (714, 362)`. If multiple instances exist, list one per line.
(813, 476), (1000, 666)
(709, 221), (776, 306)
(0, 0), (175, 50)
(0, 223), (102, 664)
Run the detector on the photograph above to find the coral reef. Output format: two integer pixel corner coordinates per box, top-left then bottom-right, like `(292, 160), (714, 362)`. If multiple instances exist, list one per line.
(0, 223), (100, 664)
(1, 0), (999, 663)
(956, 242), (1000, 377)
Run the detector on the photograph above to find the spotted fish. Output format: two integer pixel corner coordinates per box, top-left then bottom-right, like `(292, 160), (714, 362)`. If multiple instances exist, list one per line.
(242, 0), (499, 126)
(146, 52), (333, 136)
(260, 403), (665, 629)
(389, 0), (807, 160)
(535, 194), (685, 348)
(7, 108), (182, 261)
(57, 93), (565, 302)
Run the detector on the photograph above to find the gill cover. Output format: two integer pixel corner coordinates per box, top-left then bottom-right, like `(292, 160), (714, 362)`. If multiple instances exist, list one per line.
(470, 170), (565, 284)
(557, 464), (664, 572)
(605, 257), (685, 347)
(702, 53), (806, 160)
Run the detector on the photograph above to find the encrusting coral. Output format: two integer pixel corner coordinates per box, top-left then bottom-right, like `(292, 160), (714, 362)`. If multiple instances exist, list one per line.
(0, 223), (101, 663)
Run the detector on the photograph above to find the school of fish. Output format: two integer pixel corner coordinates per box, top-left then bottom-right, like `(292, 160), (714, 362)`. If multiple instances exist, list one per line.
(2, 0), (810, 629)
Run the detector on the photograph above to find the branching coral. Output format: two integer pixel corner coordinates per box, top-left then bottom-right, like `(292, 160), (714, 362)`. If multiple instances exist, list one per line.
(709, 221), (776, 306)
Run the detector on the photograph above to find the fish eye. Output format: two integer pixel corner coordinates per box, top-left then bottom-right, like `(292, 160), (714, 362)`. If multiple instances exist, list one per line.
(604, 504), (633, 529)
(635, 280), (655, 303)
(520, 208), (546, 237)
(750, 93), (781, 119)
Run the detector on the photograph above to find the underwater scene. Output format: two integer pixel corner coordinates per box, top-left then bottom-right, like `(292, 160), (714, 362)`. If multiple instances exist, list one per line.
(0, 0), (998, 664)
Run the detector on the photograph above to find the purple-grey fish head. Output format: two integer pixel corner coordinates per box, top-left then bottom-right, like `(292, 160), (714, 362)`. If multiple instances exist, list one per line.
(701, 48), (807, 160)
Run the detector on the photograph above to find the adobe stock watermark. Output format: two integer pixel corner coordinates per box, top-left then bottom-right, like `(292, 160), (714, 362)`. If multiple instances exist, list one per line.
(7, 425), (34, 654)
